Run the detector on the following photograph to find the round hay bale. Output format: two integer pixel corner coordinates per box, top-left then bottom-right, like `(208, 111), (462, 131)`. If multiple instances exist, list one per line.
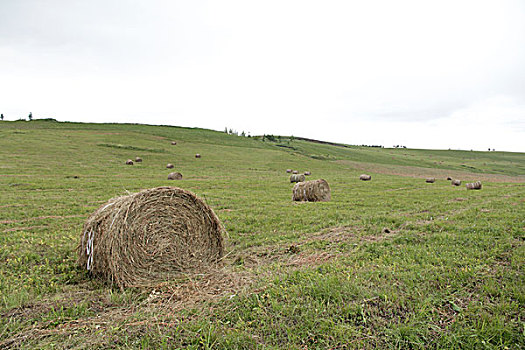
(451, 179), (461, 186)
(171, 141), (177, 145)
(166, 163), (174, 169)
(466, 181), (482, 190)
(425, 178), (436, 183)
(290, 174), (305, 183)
(78, 186), (225, 288)
(286, 169), (292, 173)
(359, 174), (371, 181)
(292, 170), (298, 174)
(167, 172), (183, 180)
(292, 179), (331, 202)
(135, 157), (142, 162)
(304, 171), (311, 176)
(447, 177), (452, 180)
(125, 159), (133, 165)
(195, 154), (201, 158)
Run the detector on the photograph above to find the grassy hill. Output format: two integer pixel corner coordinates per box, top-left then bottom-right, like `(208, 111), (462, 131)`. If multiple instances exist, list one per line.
(0, 120), (524, 349)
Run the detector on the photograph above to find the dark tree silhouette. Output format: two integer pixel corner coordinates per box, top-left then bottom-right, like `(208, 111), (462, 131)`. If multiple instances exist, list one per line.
(28, 112), (33, 121)
(0, 114), (3, 121)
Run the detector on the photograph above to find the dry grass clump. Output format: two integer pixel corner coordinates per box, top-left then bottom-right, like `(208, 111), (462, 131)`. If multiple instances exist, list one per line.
(292, 179), (331, 202)
(425, 178), (436, 183)
(304, 171), (311, 176)
(125, 159), (133, 165)
(286, 169), (292, 173)
(290, 174), (305, 183)
(292, 170), (298, 174)
(77, 186), (225, 288)
(166, 163), (174, 169)
(359, 174), (371, 181)
(451, 179), (461, 186)
(135, 157), (142, 162)
(168, 172), (183, 180)
(466, 181), (482, 190)
(195, 154), (201, 158)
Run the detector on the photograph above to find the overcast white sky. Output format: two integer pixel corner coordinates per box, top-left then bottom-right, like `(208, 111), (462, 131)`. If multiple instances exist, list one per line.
(1, 0), (524, 151)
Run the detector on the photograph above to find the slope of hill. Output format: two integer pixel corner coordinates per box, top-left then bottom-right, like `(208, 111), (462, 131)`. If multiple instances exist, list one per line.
(0, 120), (523, 349)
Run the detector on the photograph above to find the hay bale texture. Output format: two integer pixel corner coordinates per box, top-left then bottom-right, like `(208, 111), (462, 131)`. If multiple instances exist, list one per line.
(292, 179), (331, 202)
(466, 181), (482, 190)
(290, 174), (305, 183)
(78, 186), (225, 288)
(360, 174), (371, 181)
(425, 178), (436, 183)
(167, 172), (183, 180)
(451, 179), (461, 186)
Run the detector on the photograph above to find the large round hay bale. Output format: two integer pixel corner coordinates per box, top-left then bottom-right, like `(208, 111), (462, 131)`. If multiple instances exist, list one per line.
(286, 169), (292, 173)
(77, 187), (225, 288)
(359, 174), (371, 181)
(166, 163), (174, 169)
(135, 157), (142, 162)
(167, 172), (183, 180)
(195, 154), (201, 158)
(292, 170), (298, 174)
(290, 174), (305, 183)
(125, 159), (133, 165)
(466, 181), (482, 190)
(425, 178), (435, 183)
(451, 179), (461, 186)
(292, 179), (331, 202)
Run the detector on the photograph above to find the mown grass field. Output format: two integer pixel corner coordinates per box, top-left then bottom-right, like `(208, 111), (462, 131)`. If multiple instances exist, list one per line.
(0, 119), (524, 349)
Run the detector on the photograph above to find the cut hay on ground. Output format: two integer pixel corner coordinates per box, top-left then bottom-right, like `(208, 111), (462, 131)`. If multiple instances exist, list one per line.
(167, 172), (183, 180)
(425, 178), (435, 183)
(290, 174), (305, 183)
(78, 186), (225, 288)
(125, 159), (133, 165)
(292, 179), (331, 202)
(166, 163), (174, 169)
(466, 181), (482, 190)
(359, 174), (371, 181)
(135, 157), (142, 162)
(451, 179), (461, 186)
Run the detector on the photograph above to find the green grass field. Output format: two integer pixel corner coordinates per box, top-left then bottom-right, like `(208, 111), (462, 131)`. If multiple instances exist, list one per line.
(0, 119), (524, 349)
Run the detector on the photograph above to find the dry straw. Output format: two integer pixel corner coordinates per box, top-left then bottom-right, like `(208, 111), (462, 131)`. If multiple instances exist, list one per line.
(166, 163), (174, 169)
(292, 179), (331, 202)
(425, 178), (436, 183)
(168, 172), (183, 180)
(290, 174), (305, 183)
(359, 174), (371, 181)
(135, 157), (142, 162)
(451, 179), (461, 186)
(78, 186), (225, 288)
(466, 181), (482, 190)
(125, 159), (133, 165)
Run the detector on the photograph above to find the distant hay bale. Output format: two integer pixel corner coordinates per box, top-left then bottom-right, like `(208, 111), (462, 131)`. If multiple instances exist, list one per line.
(359, 174), (371, 181)
(125, 159), (133, 165)
(466, 181), (482, 190)
(290, 174), (305, 183)
(166, 163), (174, 169)
(304, 171), (311, 176)
(451, 179), (461, 186)
(171, 141), (177, 145)
(425, 178), (435, 183)
(135, 157), (142, 162)
(292, 170), (298, 174)
(292, 179), (331, 202)
(167, 172), (183, 180)
(447, 177), (452, 180)
(195, 154), (201, 158)
(78, 186), (225, 288)
(286, 169), (292, 173)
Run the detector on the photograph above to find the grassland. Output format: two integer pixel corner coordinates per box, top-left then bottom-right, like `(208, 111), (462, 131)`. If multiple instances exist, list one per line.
(0, 119), (524, 349)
